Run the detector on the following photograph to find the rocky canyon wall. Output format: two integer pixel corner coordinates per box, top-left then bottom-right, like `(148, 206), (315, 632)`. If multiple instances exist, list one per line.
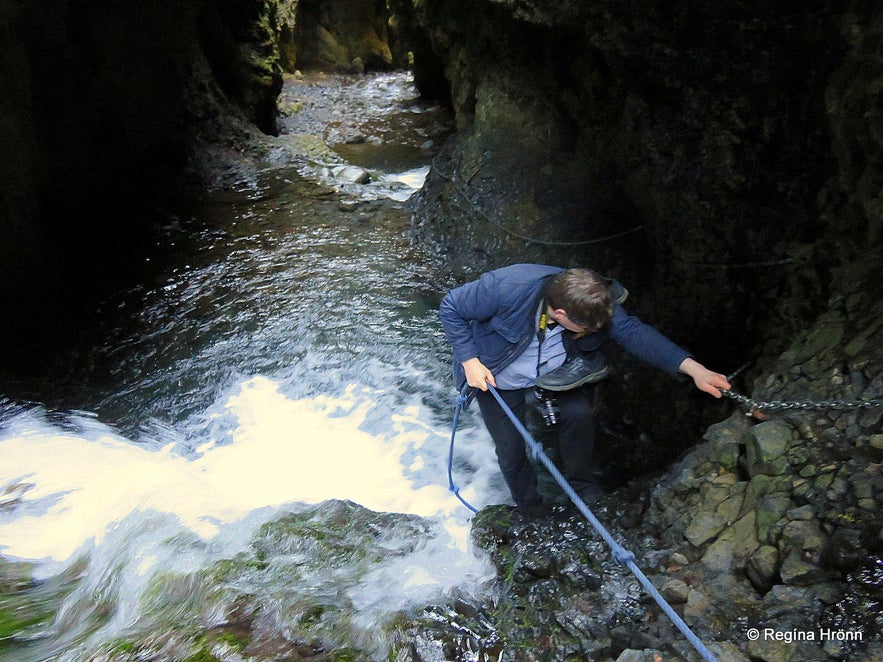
(0, 0), (282, 312)
(395, 0), (883, 453)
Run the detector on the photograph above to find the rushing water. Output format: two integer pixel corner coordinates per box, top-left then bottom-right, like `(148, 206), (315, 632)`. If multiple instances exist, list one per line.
(0, 73), (506, 660)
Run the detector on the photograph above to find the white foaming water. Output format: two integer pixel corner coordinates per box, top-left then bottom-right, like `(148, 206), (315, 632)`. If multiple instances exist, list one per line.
(0, 374), (505, 638)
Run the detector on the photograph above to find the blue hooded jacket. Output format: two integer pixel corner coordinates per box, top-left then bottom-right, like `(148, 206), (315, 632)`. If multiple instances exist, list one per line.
(439, 263), (692, 389)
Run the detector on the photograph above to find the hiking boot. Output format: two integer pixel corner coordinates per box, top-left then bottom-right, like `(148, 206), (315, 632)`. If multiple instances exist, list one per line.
(536, 354), (608, 391)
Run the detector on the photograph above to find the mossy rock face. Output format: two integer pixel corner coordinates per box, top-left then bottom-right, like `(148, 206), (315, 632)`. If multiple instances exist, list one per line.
(0, 558), (71, 655)
(745, 420), (795, 478)
(183, 650), (222, 662)
(292, 0), (402, 73)
(76, 501), (436, 661)
(0, 595), (51, 645)
(245, 499), (431, 566)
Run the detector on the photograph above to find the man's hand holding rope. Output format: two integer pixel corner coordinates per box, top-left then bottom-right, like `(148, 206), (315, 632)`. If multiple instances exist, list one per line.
(462, 357), (496, 391)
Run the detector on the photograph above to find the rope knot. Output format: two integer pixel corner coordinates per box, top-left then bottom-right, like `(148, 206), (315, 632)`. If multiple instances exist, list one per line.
(456, 385), (473, 407)
(613, 547), (636, 565)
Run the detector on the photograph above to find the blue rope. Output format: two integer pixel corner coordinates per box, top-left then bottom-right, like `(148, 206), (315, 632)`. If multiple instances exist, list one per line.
(447, 382), (719, 662)
(447, 385), (479, 513)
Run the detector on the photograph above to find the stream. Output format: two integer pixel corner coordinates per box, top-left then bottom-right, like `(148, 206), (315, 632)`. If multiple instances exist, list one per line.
(0, 72), (507, 660)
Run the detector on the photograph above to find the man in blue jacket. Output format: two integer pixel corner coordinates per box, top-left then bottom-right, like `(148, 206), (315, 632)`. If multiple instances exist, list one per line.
(439, 263), (730, 512)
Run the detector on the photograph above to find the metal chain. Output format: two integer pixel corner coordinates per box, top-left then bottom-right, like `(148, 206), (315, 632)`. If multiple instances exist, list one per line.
(721, 388), (883, 413)
(722, 363), (882, 413)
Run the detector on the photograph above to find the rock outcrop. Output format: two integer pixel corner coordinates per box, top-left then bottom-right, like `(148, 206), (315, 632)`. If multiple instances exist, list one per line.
(285, 0), (404, 73)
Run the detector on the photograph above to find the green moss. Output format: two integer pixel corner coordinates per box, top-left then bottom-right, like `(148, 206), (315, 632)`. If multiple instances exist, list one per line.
(183, 651), (221, 662)
(0, 599), (47, 637)
(217, 631), (244, 649)
(106, 639), (138, 654)
(0, 559), (56, 644)
(280, 101), (304, 116)
(497, 547), (518, 584)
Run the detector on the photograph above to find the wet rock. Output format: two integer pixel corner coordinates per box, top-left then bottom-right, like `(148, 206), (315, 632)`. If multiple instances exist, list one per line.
(337, 199), (362, 212)
(780, 550), (829, 586)
(745, 420), (794, 477)
(334, 164), (371, 184)
(746, 637), (804, 662)
(755, 493), (794, 544)
(781, 519), (826, 556)
(714, 484), (747, 523)
(791, 477), (817, 504)
(786, 504), (815, 521)
(704, 417), (751, 471)
(709, 641), (753, 662)
(614, 650), (659, 662)
(685, 512), (729, 547)
(747, 545), (780, 593)
(659, 578), (690, 604)
(670, 552), (689, 567)
(683, 587), (711, 624)
(826, 472), (850, 500)
(793, 314), (845, 363)
(821, 527), (868, 572)
(291, 0), (399, 72)
(849, 469), (877, 500)
(701, 512), (758, 573)
(559, 560), (603, 590)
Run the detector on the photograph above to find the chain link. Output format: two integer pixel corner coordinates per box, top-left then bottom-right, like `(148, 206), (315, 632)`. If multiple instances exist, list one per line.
(722, 363), (882, 413)
(722, 388), (883, 413)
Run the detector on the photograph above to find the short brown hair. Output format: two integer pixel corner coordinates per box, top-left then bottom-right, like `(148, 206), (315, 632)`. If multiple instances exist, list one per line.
(546, 269), (613, 330)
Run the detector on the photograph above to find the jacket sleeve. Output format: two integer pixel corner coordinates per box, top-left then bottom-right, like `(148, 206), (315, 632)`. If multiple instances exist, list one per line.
(608, 305), (692, 377)
(439, 271), (504, 364)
